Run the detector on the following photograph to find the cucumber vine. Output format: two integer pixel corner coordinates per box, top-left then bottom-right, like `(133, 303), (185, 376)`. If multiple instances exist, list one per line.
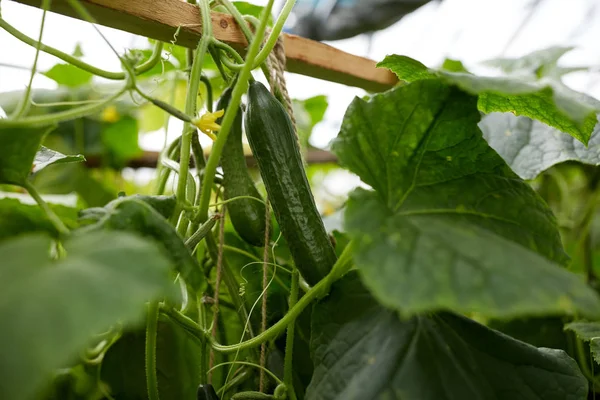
(2, 0), (600, 399)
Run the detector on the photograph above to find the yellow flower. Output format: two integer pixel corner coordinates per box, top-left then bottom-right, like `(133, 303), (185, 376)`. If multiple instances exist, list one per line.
(101, 105), (120, 123)
(193, 109), (224, 141)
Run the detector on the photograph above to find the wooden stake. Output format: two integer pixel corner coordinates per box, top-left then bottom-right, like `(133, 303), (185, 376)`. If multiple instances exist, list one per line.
(13, 0), (398, 92)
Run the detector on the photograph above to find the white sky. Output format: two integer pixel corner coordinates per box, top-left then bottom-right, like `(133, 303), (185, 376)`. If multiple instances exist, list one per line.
(1, 0), (600, 151)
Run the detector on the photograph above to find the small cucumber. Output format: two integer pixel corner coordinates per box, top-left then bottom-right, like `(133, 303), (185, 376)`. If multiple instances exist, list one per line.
(218, 87), (268, 247)
(244, 81), (337, 285)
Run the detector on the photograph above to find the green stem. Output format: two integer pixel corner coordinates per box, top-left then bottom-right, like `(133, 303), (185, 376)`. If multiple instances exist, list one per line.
(0, 16), (163, 79)
(210, 195), (266, 208)
(283, 268), (298, 400)
(218, 368), (251, 396)
(145, 301), (161, 400)
(223, 245), (262, 262)
(251, 0), (296, 69)
(173, 0), (212, 230)
(200, 75), (213, 112)
(211, 39), (245, 64)
(196, 0), (275, 224)
(210, 0), (295, 74)
(206, 233), (256, 339)
(208, 43), (231, 82)
(155, 136), (182, 195)
(23, 180), (69, 237)
(168, 241), (354, 354)
(0, 86), (128, 128)
(197, 294), (209, 383)
(135, 88), (194, 124)
(208, 361), (283, 385)
(12, 0), (51, 119)
(217, 0), (272, 82)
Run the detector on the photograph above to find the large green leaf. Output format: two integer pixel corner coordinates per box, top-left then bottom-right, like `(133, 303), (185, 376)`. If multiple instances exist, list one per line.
(0, 126), (55, 185)
(487, 317), (569, 351)
(101, 314), (202, 400)
(333, 79), (600, 318)
(0, 231), (174, 400)
(0, 198), (79, 241)
(45, 63), (93, 87)
(79, 196), (204, 293)
(101, 117), (142, 165)
(564, 321), (600, 363)
(480, 112), (600, 180)
(306, 272), (588, 400)
(378, 55), (599, 144)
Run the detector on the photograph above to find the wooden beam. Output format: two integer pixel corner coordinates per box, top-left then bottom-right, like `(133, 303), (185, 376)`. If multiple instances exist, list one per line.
(12, 0), (398, 92)
(84, 149), (338, 169)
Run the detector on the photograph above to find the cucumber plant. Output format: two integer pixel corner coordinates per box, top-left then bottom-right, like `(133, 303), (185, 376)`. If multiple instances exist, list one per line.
(2, 1), (600, 399)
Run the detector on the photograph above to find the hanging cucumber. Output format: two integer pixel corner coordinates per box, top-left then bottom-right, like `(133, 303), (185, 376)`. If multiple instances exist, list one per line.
(218, 86), (268, 247)
(244, 81), (337, 286)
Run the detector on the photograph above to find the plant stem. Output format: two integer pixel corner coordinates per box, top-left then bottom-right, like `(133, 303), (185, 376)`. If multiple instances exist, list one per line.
(12, 0), (50, 119)
(0, 16), (163, 79)
(217, 0), (272, 82)
(155, 136), (181, 195)
(198, 293), (209, 383)
(173, 0), (212, 230)
(196, 0), (275, 224)
(206, 233), (256, 339)
(218, 368), (251, 396)
(283, 268), (299, 400)
(251, 0), (296, 70)
(167, 241), (354, 353)
(210, 0), (295, 75)
(145, 301), (161, 400)
(0, 86), (128, 128)
(23, 180), (70, 237)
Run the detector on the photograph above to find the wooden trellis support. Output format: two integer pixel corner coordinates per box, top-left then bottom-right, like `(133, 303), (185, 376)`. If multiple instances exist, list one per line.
(10, 0), (398, 167)
(13, 0), (398, 92)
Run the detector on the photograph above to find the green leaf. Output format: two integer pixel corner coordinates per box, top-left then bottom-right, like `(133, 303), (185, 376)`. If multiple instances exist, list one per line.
(333, 79), (600, 318)
(487, 317), (569, 350)
(306, 272), (588, 400)
(0, 231), (173, 400)
(565, 321), (600, 363)
(480, 112), (600, 180)
(293, 95), (328, 150)
(72, 43), (84, 58)
(0, 198), (79, 241)
(0, 126), (55, 185)
(32, 146), (85, 174)
(45, 63), (93, 87)
(378, 54), (600, 144)
(79, 196), (204, 293)
(378, 55), (435, 82)
(101, 314), (202, 399)
(483, 46), (584, 80)
(101, 117), (142, 164)
(441, 58), (469, 73)
(233, 1), (273, 23)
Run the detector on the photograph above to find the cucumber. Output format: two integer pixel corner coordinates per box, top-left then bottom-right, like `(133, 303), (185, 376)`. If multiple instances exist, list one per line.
(218, 87), (268, 247)
(244, 81), (337, 285)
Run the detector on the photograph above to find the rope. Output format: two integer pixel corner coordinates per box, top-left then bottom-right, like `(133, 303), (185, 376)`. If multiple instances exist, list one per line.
(208, 206), (226, 384)
(267, 35), (296, 130)
(266, 33), (303, 162)
(259, 198), (271, 391)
